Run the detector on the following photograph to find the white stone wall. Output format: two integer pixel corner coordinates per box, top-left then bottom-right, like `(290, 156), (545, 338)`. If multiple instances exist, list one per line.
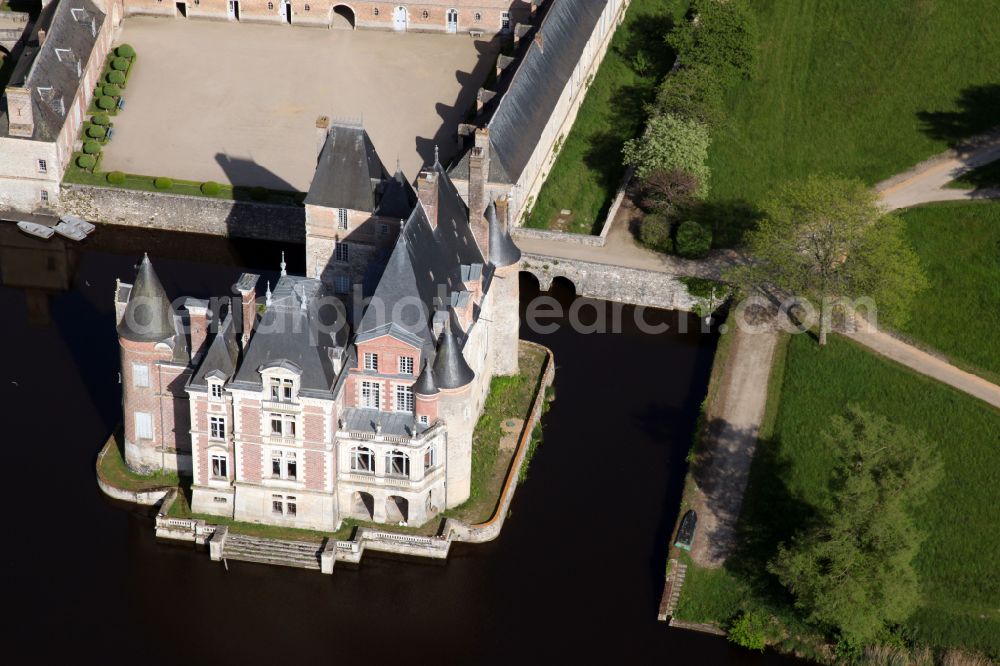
(233, 482), (339, 531)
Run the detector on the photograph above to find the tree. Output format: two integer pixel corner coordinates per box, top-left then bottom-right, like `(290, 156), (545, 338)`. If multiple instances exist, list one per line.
(654, 62), (725, 126)
(634, 167), (701, 214)
(730, 174), (927, 345)
(768, 406), (942, 647)
(667, 0), (757, 83)
(623, 113), (711, 193)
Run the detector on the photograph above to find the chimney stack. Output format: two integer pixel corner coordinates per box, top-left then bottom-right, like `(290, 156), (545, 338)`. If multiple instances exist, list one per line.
(5, 87), (34, 138)
(315, 115), (330, 158)
(232, 273), (260, 350)
(184, 299), (212, 362)
(468, 128), (491, 254)
(416, 169), (439, 228)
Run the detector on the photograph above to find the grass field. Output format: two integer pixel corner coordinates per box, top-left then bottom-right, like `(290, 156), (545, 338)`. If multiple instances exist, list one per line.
(708, 0), (1000, 209)
(895, 201), (1000, 383)
(524, 0), (688, 234)
(948, 160), (1000, 189)
(677, 333), (1000, 657)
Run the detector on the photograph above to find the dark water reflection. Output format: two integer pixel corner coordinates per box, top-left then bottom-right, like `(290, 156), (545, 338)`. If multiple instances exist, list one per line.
(0, 225), (799, 664)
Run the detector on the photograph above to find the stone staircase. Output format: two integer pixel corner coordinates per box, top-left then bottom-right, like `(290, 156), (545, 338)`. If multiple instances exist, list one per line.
(657, 559), (688, 621)
(221, 533), (324, 570)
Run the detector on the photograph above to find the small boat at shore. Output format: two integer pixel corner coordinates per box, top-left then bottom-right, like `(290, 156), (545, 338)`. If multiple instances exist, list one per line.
(54, 220), (87, 241)
(16, 221), (55, 239)
(60, 214), (95, 235)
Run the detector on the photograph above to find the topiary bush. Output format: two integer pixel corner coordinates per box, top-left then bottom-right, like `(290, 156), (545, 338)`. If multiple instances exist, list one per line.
(86, 125), (107, 139)
(107, 171), (126, 185)
(91, 113), (110, 126)
(76, 154), (97, 169)
(115, 44), (136, 59)
(106, 70), (126, 85)
(153, 177), (173, 190)
(200, 181), (221, 196)
(111, 57), (130, 71)
(639, 212), (674, 253)
(83, 140), (102, 155)
(727, 610), (767, 652)
(675, 220), (713, 258)
(102, 84), (121, 97)
(97, 95), (116, 110)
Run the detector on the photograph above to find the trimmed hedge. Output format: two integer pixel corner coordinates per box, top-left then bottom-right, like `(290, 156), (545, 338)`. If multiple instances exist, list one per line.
(115, 44), (136, 59)
(86, 125), (107, 139)
(106, 70), (126, 85)
(103, 83), (121, 97)
(200, 181), (221, 196)
(111, 57), (130, 71)
(83, 140), (102, 155)
(91, 113), (110, 126)
(639, 211), (674, 253)
(107, 171), (126, 185)
(153, 177), (173, 190)
(675, 220), (713, 258)
(76, 154), (97, 169)
(97, 95), (116, 110)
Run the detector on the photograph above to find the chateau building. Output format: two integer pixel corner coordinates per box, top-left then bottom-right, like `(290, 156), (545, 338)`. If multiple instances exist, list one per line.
(121, 0), (534, 34)
(0, 0), (120, 211)
(115, 125), (521, 530)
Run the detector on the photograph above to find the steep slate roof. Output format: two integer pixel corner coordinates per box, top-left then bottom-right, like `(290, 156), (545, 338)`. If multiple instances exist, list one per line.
(190, 313), (241, 387)
(450, 0), (609, 184)
(0, 0), (107, 141)
(229, 276), (349, 398)
(305, 124), (416, 218)
(433, 311), (475, 389)
(118, 254), (177, 343)
(486, 202), (522, 267)
(355, 162), (487, 364)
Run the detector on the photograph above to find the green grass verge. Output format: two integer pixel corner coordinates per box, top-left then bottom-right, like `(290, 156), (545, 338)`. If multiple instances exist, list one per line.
(679, 333), (1000, 657)
(895, 201), (1000, 384)
(524, 0), (689, 234)
(947, 160), (1000, 189)
(97, 433), (178, 491)
(443, 344), (547, 524)
(708, 0), (1000, 209)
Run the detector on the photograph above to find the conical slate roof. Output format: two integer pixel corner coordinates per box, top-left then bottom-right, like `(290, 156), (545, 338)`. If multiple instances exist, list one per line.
(486, 202), (521, 268)
(118, 254), (176, 343)
(433, 312), (475, 389)
(412, 358), (440, 396)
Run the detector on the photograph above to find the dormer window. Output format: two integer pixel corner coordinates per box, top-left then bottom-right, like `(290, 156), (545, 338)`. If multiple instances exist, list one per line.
(364, 352), (379, 372)
(210, 382), (223, 399)
(398, 356), (414, 375)
(269, 377), (295, 402)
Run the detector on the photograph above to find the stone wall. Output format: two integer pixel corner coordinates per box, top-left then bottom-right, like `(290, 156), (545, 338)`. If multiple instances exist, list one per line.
(59, 184), (306, 242)
(521, 253), (701, 312)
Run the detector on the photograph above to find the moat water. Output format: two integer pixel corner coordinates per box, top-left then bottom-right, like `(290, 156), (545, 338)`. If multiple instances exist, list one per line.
(1, 224), (800, 664)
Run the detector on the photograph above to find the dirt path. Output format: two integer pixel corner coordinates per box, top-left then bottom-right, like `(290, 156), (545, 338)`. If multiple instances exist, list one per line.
(688, 326), (779, 568)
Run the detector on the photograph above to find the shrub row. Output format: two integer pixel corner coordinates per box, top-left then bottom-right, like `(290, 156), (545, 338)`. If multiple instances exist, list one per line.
(628, 0), (757, 259)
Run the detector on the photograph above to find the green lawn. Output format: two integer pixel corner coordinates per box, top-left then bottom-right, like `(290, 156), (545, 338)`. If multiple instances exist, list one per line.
(524, 0), (689, 234)
(895, 201), (1000, 383)
(708, 0), (1000, 209)
(97, 433), (178, 491)
(678, 333), (1000, 657)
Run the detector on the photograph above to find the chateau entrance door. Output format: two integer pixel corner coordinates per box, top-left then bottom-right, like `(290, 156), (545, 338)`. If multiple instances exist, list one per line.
(393, 6), (407, 31)
(227, 0), (239, 20)
(446, 8), (458, 33)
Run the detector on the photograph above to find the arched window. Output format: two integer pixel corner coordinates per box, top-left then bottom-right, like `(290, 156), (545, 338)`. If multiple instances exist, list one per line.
(421, 10), (428, 19)
(267, 1), (273, 9)
(386, 449), (410, 477)
(446, 8), (458, 32)
(474, 12), (481, 22)
(351, 446), (374, 473)
(373, 7), (379, 16)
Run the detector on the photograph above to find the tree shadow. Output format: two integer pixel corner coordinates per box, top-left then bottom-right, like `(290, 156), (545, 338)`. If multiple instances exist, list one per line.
(916, 84), (1000, 146)
(685, 198), (763, 249)
(612, 11), (677, 80)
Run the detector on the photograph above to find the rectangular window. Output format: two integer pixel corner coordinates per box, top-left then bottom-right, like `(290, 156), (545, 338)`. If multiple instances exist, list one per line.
(211, 454), (228, 478)
(361, 381), (381, 410)
(270, 415), (296, 437)
(378, 223), (390, 236)
(335, 242), (349, 263)
(132, 363), (149, 388)
(424, 446), (436, 472)
(211, 383), (223, 399)
(272, 455), (281, 476)
(287, 454), (297, 480)
(335, 274), (350, 294)
(269, 378), (294, 402)
(38, 159), (47, 173)
(271, 418), (283, 436)
(287, 500), (297, 516)
(501, 11), (510, 30)
(398, 356), (414, 375)
(40, 190), (49, 203)
(135, 412), (153, 440)
(209, 416), (225, 440)
(337, 208), (349, 230)
(272, 499), (283, 515)
(419, 414), (429, 426)
(395, 385), (414, 413)
(364, 352), (379, 372)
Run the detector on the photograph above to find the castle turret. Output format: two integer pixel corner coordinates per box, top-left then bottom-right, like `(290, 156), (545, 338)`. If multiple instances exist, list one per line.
(487, 198), (521, 375)
(413, 359), (440, 425)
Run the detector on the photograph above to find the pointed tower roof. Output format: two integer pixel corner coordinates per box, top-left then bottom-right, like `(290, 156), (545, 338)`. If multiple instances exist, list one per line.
(118, 254), (176, 343)
(377, 168), (418, 220)
(433, 311), (475, 389)
(486, 201), (522, 268)
(412, 358), (440, 396)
